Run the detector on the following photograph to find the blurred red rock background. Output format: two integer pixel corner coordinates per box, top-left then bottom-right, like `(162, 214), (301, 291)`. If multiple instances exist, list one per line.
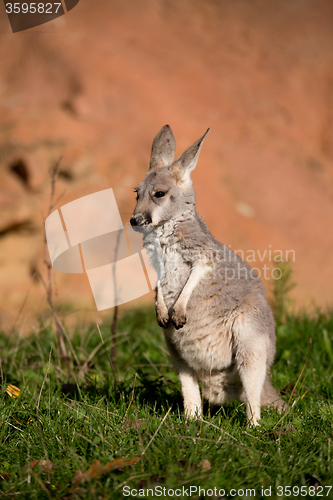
(0, 0), (333, 332)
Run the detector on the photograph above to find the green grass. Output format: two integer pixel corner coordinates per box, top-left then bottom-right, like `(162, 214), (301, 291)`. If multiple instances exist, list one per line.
(1, 307), (333, 499)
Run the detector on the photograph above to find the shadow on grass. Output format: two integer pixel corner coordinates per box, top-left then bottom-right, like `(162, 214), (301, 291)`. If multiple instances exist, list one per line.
(61, 370), (183, 414)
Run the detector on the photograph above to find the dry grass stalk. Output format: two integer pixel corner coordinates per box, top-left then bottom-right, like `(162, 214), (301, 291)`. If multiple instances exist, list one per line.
(40, 157), (72, 377)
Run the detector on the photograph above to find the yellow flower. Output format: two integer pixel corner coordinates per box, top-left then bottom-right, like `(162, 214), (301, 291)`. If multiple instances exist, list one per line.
(6, 384), (20, 398)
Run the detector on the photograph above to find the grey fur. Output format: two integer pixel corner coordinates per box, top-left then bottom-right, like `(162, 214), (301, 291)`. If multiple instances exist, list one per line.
(172, 128), (210, 175)
(131, 125), (285, 426)
(149, 125), (176, 170)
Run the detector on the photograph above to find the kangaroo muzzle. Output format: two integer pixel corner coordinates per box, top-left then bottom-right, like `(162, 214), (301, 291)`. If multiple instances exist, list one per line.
(130, 213), (153, 228)
(130, 214), (144, 226)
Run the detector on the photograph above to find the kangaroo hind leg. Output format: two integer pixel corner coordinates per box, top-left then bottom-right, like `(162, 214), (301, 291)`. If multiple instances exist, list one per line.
(233, 314), (268, 426)
(261, 375), (286, 412)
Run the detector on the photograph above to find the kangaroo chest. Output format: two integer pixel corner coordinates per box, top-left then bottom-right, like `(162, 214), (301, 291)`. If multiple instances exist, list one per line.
(160, 243), (190, 309)
(156, 227), (235, 374)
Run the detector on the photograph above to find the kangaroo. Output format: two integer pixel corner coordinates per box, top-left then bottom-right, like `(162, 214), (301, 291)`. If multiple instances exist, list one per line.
(130, 125), (284, 426)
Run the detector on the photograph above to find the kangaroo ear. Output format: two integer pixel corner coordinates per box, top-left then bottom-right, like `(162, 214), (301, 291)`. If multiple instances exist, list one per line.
(149, 125), (176, 170)
(171, 128), (210, 187)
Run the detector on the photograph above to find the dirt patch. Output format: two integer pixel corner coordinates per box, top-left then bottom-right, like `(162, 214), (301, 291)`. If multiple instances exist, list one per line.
(0, 0), (333, 331)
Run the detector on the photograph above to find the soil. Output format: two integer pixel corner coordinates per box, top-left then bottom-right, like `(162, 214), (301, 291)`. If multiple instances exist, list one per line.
(0, 0), (333, 332)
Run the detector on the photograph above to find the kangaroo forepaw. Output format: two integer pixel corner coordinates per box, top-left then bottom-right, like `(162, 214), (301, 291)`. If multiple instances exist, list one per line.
(172, 307), (187, 330)
(157, 314), (171, 329)
(156, 305), (170, 329)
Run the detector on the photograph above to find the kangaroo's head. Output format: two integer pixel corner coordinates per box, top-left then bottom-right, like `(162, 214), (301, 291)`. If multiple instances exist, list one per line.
(130, 125), (209, 229)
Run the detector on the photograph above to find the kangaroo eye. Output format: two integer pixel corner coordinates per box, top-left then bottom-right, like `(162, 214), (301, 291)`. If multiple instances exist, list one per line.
(154, 191), (166, 198)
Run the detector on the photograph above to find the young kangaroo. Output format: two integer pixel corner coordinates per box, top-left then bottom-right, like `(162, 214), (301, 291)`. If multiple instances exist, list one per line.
(130, 125), (284, 426)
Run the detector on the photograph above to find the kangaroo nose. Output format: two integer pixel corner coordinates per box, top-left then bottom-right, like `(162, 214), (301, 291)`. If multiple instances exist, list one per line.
(130, 215), (144, 226)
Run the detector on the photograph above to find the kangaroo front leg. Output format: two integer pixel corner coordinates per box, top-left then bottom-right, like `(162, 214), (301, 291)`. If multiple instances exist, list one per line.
(155, 280), (170, 328)
(172, 263), (208, 329)
(179, 370), (202, 419)
(165, 335), (202, 418)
